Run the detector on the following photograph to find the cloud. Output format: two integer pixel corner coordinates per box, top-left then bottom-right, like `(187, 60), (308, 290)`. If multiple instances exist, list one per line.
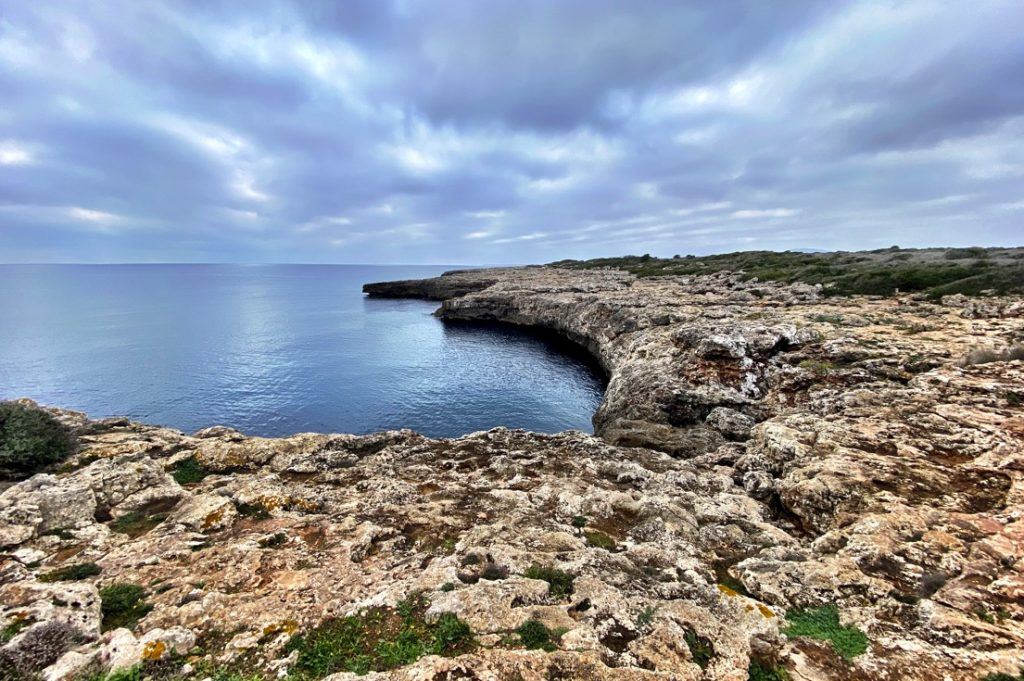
(0, 1), (1022, 264)
(0, 141), (34, 165)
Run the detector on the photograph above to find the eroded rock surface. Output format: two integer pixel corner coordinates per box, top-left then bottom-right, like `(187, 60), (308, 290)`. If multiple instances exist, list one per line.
(2, 267), (1022, 680)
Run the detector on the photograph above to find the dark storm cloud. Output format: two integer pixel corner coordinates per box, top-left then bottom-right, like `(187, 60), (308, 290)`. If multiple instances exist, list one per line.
(0, 0), (1021, 264)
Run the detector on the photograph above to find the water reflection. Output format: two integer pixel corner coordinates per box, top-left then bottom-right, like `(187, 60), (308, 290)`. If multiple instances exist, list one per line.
(0, 265), (606, 438)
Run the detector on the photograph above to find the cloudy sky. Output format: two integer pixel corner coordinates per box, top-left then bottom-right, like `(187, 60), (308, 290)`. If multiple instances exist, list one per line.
(1, 1), (1022, 264)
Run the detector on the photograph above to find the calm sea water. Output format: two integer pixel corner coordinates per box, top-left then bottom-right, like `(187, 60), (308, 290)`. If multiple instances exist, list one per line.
(0, 265), (605, 437)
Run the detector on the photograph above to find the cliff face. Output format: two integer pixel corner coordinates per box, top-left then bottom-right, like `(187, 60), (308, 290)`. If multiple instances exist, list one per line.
(2, 267), (1022, 681)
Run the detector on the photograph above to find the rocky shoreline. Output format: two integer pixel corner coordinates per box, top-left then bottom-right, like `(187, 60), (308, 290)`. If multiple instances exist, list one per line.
(2, 265), (1023, 680)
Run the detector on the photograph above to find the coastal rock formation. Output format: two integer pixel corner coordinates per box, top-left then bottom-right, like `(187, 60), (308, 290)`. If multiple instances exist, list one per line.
(2, 266), (1022, 680)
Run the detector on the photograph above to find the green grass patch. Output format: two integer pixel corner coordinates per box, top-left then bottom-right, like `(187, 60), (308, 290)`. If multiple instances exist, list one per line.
(0, 401), (76, 479)
(170, 456), (211, 485)
(39, 562), (101, 582)
(109, 511), (168, 538)
(522, 565), (575, 600)
(99, 583), (152, 632)
(550, 249), (1024, 298)
(584, 530), (616, 550)
(781, 605), (868, 660)
(284, 594), (473, 678)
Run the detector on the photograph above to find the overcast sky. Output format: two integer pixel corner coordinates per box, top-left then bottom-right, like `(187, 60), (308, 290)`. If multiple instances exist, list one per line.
(1, 1), (1022, 264)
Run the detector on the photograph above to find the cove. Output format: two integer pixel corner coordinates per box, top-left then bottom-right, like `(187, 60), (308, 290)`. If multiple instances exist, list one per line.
(0, 264), (606, 438)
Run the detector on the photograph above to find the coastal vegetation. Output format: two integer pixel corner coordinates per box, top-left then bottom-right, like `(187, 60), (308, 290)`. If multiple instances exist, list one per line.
(781, 605), (869, 660)
(0, 401), (76, 479)
(550, 246), (1024, 298)
(100, 584), (153, 632)
(283, 595), (473, 678)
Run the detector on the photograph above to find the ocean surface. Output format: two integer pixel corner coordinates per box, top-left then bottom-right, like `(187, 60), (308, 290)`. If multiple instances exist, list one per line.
(0, 265), (606, 438)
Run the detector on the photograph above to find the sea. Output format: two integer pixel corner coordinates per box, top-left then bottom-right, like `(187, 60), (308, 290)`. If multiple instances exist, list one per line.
(0, 264), (605, 438)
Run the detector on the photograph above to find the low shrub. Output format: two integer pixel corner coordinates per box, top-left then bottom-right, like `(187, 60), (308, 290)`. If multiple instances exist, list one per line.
(169, 456), (211, 485)
(748, 658), (791, 680)
(284, 595), (473, 678)
(0, 401), (76, 479)
(109, 511), (168, 538)
(0, 620), (77, 678)
(522, 565), (575, 600)
(683, 628), (714, 669)
(781, 605), (868, 660)
(39, 562), (101, 582)
(99, 583), (152, 632)
(515, 619), (557, 651)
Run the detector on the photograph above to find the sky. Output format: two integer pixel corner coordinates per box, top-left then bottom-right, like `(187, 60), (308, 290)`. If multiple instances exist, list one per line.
(0, 1), (1022, 264)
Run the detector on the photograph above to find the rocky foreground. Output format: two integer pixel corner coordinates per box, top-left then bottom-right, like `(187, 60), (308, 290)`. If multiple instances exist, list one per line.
(3, 266), (1024, 681)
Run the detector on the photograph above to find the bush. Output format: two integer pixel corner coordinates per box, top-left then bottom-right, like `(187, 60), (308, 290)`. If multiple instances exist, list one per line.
(170, 456), (210, 485)
(39, 562), (101, 583)
(0, 620), (77, 678)
(109, 510), (168, 538)
(99, 583), (152, 632)
(522, 565), (575, 600)
(515, 619), (557, 651)
(781, 605), (868, 660)
(0, 401), (76, 479)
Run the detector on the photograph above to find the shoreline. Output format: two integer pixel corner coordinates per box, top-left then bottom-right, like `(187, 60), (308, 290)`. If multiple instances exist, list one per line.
(2, 264), (1023, 679)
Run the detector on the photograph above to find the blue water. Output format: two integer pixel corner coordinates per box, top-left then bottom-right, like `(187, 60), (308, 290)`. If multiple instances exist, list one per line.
(0, 265), (605, 437)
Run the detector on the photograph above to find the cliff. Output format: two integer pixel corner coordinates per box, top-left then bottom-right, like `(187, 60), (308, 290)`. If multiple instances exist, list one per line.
(2, 265), (1023, 681)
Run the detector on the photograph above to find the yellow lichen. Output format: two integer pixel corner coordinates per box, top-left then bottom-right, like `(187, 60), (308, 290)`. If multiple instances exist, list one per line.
(262, 619), (299, 638)
(141, 640), (166, 661)
(757, 604), (776, 619)
(201, 506), (226, 531)
(717, 583), (739, 597)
